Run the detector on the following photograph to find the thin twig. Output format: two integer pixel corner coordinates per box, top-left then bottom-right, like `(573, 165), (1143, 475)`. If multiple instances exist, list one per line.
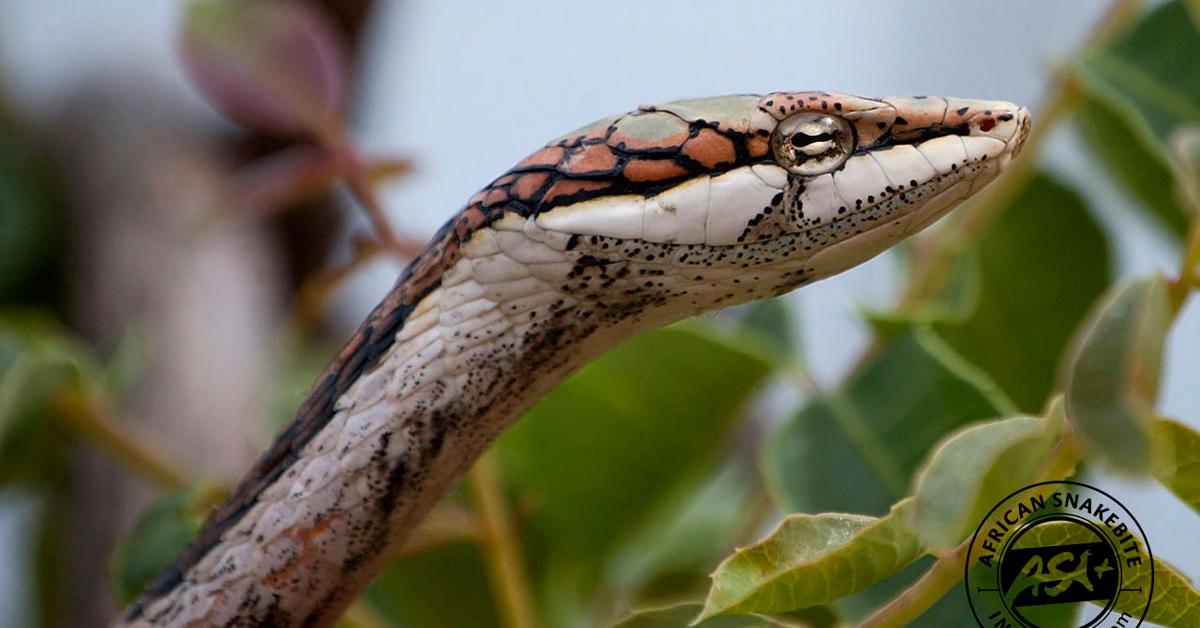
(397, 500), (481, 557)
(50, 390), (189, 491)
(467, 451), (538, 628)
(1168, 195), (1200, 311)
(292, 237), (389, 329)
(1037, 429), (1084, 482)
(857, 539), (971, 628)
(343, 164), (418, 258)
(319, 124), (421, 259)
(337, 600), (396, 628)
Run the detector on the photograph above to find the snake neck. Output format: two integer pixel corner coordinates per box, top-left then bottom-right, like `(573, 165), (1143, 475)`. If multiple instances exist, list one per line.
(124, 199), (824, 627)
(119, 216), (743, 626)
(118, 168), (929, 626)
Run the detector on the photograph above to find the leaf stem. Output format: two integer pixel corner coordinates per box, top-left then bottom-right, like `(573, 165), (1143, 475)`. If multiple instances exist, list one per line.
(343, 163), (422, 258)
(467, 451), (538, 628)
(1037, 429), (1085, 481)
(1168, 205), (1200, 311)
(50, 389), (188, 491)
(857, 538), (970, 628)
(320, 126), (424, 259)
(398, 500), (481, 557)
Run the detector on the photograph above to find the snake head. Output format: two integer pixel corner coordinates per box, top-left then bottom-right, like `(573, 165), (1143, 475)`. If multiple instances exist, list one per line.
(407, 92), (1029, 323)
(505, 92), (1028, 298)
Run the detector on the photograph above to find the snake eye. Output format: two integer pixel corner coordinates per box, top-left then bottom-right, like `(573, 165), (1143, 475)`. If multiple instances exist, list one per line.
(771, 112), (855, 175)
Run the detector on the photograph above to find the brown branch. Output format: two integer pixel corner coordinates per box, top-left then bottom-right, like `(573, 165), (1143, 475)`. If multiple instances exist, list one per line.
(467, 452), (538, 628)
(343, 165), (413, 257)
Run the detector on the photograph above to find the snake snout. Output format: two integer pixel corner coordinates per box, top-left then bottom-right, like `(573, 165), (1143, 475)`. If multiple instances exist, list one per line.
(1012, 107), (1033, 157)
(962, 100), (1032, 158)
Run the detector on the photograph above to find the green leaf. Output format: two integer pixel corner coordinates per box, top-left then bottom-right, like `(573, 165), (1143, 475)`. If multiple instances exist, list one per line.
(496, 326), (771, 620)
(0, 322), (78, 423)
(1076, 0), (1200, 152)
(182, 0), (348, 136)
(610, 602), (838, 627)
(110, 485), (209, 604)
(364, 541), (502, 628)
(102, 325), (152, 401)
(732, 297), (802, 365)
(909, 414), (1060, 551)
(1144, 556), (1200, 627)
(698, 500), (921, 621)
(842, 556), (986, 627)
(764, 327), (1015, 516)
(1066, 277), (1172, 471)
(1172, 125), (1200, 213)
(1072, 0), (1200, 235)
(609, 602), (787, 628)
(0, 315), (100, 486)
(1015, 519), (1200, 626)
(1076, 100), (1191, 235)
(937, 174), (1112, 412)
(1151, 417), (1200, 513)
(499, 326), (768, 555)
(863, 246), (981, 330)
(607, 465), (758, 604)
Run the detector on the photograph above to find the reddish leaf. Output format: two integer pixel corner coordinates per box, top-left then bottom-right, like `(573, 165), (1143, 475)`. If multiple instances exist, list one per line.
(181, 0), (348, 137)
(231, 148), (413, 219)
(232, 145), (341, 218)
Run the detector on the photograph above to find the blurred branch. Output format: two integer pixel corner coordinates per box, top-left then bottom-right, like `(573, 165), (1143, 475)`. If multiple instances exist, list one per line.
(293, 236), (388, 328)
(337, 146), (416, 258)
(1169, 130), (1200, 308)
(338, 601), (396, 628)
(230, 150), (411, 222)
(467, 452), (538, 628)
(1170, 213), (1200, 310)
(398, 499), (480, 556)
(50, 389), (189, 491)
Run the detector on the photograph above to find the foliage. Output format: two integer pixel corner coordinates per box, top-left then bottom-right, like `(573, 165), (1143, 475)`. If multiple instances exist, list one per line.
(3, 1), (1200, 627)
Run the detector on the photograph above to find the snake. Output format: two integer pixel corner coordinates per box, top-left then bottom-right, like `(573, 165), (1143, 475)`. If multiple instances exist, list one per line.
(118, 91), (1030, 626)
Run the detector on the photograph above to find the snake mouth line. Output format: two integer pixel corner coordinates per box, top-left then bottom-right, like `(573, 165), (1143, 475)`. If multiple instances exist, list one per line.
(790, 118), (1026, 240)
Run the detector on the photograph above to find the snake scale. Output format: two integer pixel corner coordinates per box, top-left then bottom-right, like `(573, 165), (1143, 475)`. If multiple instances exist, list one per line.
(119, 91), (1030, 626)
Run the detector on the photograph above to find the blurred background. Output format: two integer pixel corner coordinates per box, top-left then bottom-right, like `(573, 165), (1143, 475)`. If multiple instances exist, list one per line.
(0, 1), (1197, 626)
